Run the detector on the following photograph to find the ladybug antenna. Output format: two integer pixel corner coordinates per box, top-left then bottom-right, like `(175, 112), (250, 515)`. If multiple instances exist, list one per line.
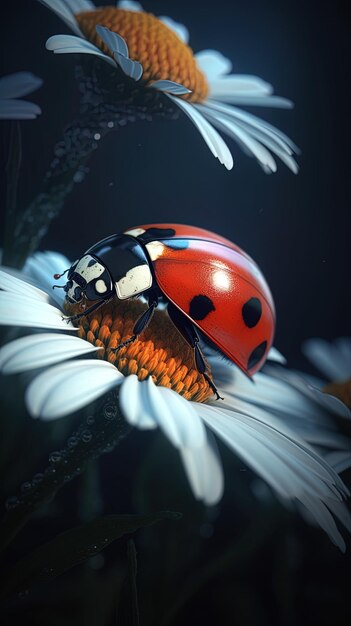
(53, 268), (69, 280)
(52, 284), (66, 290)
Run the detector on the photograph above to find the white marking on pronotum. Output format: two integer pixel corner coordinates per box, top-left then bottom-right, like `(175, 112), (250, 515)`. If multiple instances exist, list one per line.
(115, 265), (153, 299)
(75, 255), (105, 282)
(145, 241), (165, 261)
(124, 228), (146, 237)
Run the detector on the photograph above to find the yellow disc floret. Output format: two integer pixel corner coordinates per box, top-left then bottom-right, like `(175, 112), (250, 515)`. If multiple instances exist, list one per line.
(66, 299), (213, 403)
(76, 7), (209, 102)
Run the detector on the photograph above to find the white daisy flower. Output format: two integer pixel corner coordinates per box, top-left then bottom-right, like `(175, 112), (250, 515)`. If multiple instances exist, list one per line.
(0, 72), (42, 119)
(1, 251), (350, 550)
(37, 0), (298, 172)
(302, 337), (351, 387)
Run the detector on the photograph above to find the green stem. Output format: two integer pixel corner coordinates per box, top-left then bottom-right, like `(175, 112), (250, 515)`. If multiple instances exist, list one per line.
(0, 389), (131, 553)
(3, 60), (178, 269)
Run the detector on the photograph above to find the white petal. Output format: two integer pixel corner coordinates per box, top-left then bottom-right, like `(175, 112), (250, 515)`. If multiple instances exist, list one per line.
(0, 269), (49, 302)
(0, 72), (42, 99)
(211, 94), (293, 108)
(96, 25), (128, 56)
(180, 429), (224, 505)
(24, 251), (72, 306)
(197, 103), (277, 172)
(195, 50), (232, 80)
(159, 16), (189, 44)
(38, 0), (83, 36)
(0, 333), (100, 374)
(95, 26), (143, 79)
(156, 385), (206, 447)
(325, 451), (351, 474)
(65, 0), (95, 12)
(26, 359), (123, 419)
(326, 497), (351, 534)
(121, 376), (206, 447)
(300, 495), (346, 552)
(209, 75), (274, 98)
(46, 34), (115, 66)
(199, 403), (348, 497)
(221, 373), (350, 449)
(230, 117), (299, 173)
(205, 99), (299, 153)
(264, 365), (351, 420)
(114, 52), (143, 80)
(0, 292), (75, 331)
(117, 0), (143, 11)
(198, 403), (349, 550)
(119, 374), (158, 429)
(267, 347), (287, 364)
(302, 337), (351, 381)
(166, 94), (233, 170)
(150, 80), (191, 95)
(0, 99), (41, 119)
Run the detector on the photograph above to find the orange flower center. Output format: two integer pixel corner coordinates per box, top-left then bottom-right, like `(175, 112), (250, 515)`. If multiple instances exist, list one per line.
(66, 299), (213, 403)
(75, 7), (209, 102)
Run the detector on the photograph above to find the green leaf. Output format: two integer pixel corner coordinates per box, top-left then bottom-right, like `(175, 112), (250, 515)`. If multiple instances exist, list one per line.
(1, 510), (181, 598)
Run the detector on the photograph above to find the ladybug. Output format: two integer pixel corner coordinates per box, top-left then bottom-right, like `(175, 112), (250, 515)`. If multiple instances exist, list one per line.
(54, 224), (275, 398)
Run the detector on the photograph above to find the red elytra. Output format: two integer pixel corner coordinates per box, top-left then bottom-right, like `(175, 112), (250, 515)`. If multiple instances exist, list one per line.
(128, 224), (276, 376)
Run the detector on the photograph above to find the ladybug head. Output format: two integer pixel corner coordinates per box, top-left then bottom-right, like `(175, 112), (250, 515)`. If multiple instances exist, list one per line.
(54, 254), (114, 305)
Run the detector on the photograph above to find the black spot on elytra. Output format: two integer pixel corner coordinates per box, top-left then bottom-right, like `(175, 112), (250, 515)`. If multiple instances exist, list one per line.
(248, 341), (267, 370)
(189, 295), (215, 321)
(87, 259), (96, 267)
(242, 297), (262, 328)
(140, 227), (176, 242)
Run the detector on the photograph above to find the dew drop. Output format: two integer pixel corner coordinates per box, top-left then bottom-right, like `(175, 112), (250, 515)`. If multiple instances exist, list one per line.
(73, 170), (86, 184)
(86, 415), (95, 426)
(21, 481), (32, 493)
(68, 436), (79, 448)
(49, 451), (62, 464)
(104, 403), (118, 421)
(81, 429), (92, 443)
(5, 496), (19, 511)
(32, 473), (44, 485)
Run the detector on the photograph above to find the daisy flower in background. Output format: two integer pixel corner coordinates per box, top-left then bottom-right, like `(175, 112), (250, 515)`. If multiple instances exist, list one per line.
(0, 251), (350, 551)
(302, 337), (351, 409)
(0, 72), (42, 119)
(37, 0), (299, 173)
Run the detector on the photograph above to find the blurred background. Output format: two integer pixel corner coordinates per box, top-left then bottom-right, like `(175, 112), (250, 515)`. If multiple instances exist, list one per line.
(0, 1), (350, 624)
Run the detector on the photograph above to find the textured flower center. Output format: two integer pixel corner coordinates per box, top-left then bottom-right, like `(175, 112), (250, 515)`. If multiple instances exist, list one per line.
(76, 7), (209, 102)
(66, 299), (213, 402)
(323, 378), (351, 409)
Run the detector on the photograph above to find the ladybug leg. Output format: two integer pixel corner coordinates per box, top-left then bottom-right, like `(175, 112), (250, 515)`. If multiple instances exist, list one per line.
(167, 304), (223, 400)
(63, 297), (114, 323)
(111, 297), (158, 353)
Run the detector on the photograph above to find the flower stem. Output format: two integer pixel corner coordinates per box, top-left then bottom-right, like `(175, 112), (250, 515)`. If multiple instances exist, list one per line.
(0, 389), (131, 553)
(3, 60), (178, 269)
